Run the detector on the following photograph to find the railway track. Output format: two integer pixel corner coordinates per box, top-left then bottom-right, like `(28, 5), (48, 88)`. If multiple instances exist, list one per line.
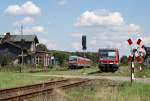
(0, 78), (90, 101)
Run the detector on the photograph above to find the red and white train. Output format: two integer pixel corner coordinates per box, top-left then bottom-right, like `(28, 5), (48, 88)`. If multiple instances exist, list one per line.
(97, 48), (119, 72)
(68, 56), (92, 68)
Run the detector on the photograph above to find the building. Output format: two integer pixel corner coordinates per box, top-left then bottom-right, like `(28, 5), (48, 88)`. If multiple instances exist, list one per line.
(0, 32), (51, 67)
(144, 47), (150, 66)
(35, 51), (50, 67)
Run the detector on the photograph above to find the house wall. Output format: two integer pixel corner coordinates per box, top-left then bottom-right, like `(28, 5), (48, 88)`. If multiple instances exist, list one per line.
(35, 52), (51, 67)
(30, 42), (36, 52)
(13, 41), (36, 52)
(0, 43), (21, 60)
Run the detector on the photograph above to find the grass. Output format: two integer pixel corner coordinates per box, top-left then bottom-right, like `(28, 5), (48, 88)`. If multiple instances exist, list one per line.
(65, 80), (150, 101)
(65, 79), (114, 101)
(135, 68), (150, 78)
(1, 63), (150, 78)
(0, 65), (150, 101)
(34, 66), (100, 76)
(114, 66), (150, 78)
(0, 65), (150, 89)
(0, 72), (62, 89)
(32, 65), (150, 78)
(111, 82), (150, 101)
(28, 79), (150, 101)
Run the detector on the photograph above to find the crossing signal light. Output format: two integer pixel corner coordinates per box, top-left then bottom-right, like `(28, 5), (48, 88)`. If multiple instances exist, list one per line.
(82, 35), (86, 50)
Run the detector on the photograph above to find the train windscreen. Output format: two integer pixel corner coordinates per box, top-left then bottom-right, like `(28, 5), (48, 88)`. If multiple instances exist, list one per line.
(69, 56), (77, 61)
(99, 50), (116, 60)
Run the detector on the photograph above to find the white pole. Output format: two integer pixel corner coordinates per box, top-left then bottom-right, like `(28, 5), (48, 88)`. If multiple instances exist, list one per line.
(139, 65), (142, 71)
(131, 61), (135, 82)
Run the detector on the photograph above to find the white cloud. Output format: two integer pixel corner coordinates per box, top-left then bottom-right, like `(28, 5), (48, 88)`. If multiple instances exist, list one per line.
(73, 9), (145, 56)
(32, 26), (45, 33)
(139, 35), (150, 46)
(14, 17), (34, 26)
(110, 24), (141, 34)
(24, 26), (45, 34)
(5, 1), (41, 16)
(75, 10), (124, 27)
(70, 33), (83, 38)
(40, 38), (57, 50)
(87, 30), (145, 56)
(71, 42), (82, 51)
(58, 0), (67, 5)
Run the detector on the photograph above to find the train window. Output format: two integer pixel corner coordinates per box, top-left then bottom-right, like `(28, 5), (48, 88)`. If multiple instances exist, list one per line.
(69, 57), (77, 61)
(100, 51), (116, 59)
(108, 52), (116, 57)
(100, 52), (108, 57)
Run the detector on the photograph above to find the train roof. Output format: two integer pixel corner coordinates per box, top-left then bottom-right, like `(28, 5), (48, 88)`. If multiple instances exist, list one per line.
(69, 56), (78, 58)
(99, 48), (117, 51)
(69, 55), (91, 61)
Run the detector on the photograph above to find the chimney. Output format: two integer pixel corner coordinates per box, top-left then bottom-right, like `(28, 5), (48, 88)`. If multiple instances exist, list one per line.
(4, 32), (11, 41)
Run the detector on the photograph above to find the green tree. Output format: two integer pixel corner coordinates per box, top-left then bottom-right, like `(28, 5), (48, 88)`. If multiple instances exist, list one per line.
(36, 43), (48, 51)
(120, 56), (128, 66)
(52, 51), (69, 66)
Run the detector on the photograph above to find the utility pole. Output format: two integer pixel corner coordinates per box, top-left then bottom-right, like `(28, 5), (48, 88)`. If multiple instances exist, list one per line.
(20, 25), (24, 72)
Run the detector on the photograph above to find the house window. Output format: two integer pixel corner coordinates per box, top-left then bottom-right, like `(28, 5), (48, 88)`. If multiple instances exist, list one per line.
(36, 56), (41, 65)
(32, 58), (35, 64)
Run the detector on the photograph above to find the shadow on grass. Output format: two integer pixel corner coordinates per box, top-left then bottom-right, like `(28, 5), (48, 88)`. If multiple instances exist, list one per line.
(28, 70), (48, 73)
(88, 71), (101, 75)
(88, 70), (117, 75)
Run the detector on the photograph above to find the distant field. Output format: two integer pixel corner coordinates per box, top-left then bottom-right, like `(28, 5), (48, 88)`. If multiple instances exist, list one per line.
(0, 72), (62, 89)
(29, 79), (150, 101)
(32, 66), (150, 78)
(35, 66), (99, 75)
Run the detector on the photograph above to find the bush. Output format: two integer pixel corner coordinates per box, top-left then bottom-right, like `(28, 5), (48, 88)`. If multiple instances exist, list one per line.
(53, 51), (69, 66)
(0, 64), (20, 72)
(120, 56), (128, 66)
(0, 54), (12, 66)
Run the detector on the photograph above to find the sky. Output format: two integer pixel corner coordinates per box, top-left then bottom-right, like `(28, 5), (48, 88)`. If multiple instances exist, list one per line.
(0, 0), (150, 56)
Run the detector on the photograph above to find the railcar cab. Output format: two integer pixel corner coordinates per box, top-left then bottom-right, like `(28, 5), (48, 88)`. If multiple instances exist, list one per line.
(97, 48), (119, 72)
(68, 56), (78, 68)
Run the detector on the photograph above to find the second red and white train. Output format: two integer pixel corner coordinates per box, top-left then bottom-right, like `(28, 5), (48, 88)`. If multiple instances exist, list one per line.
(68, 56), (92, 68)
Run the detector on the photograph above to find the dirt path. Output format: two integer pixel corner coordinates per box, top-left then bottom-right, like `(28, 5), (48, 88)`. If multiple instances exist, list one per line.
(33, 74), (150, 84)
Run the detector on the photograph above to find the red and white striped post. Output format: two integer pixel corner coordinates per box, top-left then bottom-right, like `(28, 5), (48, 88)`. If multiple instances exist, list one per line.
(127, 38), (135, 83)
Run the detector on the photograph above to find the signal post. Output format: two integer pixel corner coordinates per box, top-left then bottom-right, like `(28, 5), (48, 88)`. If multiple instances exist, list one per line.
(82, 35), (87, 74)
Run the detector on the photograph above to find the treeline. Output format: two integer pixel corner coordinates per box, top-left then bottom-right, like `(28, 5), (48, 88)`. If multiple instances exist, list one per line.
(50, 50), (70, 66)
(49, 50), (98, 66)
(120, 56), (128, 66)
